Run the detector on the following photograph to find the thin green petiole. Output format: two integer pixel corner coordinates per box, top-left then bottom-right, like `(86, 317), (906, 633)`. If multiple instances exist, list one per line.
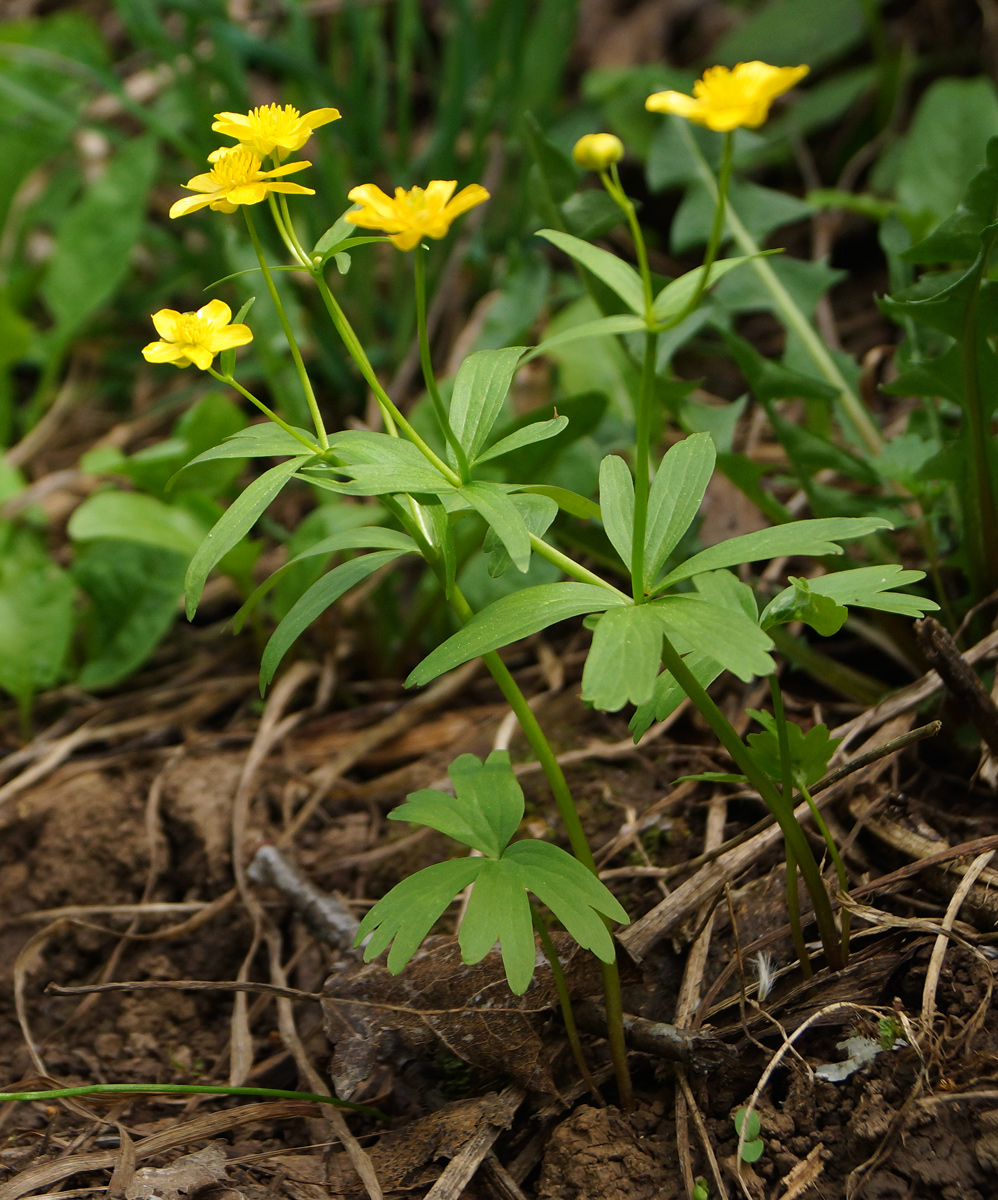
(413, 246), (469, 477)
(207, 368), (321, 453)
(267, 193), (309, 266)
(242, 208), (329, 450)
(528, 533), (630, 601)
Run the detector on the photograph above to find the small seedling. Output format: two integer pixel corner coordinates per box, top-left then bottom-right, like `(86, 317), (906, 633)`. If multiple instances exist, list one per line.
(733, 1106), (764, 1163)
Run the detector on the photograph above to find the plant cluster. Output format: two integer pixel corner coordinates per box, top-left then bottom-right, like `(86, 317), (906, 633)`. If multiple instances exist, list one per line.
(132, 58), (941, 1105)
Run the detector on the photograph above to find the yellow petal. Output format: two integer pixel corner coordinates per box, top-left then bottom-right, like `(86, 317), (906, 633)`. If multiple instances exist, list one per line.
(205, 323), (253, 351)
(267, 182), (316, 197)
(303, 106), (341, 129)
(186, 345), (216, 371)
(424, 180), (458, 208)
(142, 340), (186, 363)
(150, 308), (182, 340)
(197, 299), (232, 329)
(170, 194), (213, 218)
(347, 183), (398, 220)
(209, 198), (239, 213)
(262, 159), (313, 178)
(212, 111), (252, 134)
(390, 229), (423, 251)
(443, 183), (489, 220)
(224, 183), (270, 206)
(183, 171), (220, 192)
(645, 90), (704, 120)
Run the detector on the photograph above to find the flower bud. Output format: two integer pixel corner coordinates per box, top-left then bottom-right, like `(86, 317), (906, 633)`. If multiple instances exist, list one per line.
(572, 133), (624, 171)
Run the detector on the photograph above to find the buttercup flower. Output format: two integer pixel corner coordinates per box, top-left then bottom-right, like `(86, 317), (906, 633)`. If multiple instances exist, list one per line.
(572, 133), (624, 171)
(169, 147), (315, 218)
(345, 180), (490, 251)
(645, 62), (808, 132)
(142, 300), (253, 371)
(211, 103), (340, 159)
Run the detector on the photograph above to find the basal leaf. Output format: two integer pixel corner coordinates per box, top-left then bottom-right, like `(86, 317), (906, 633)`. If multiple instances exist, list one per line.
(522, 314), (646, 363)
(260, 550), (408, 690)
(599, 454), (634, 570)
(185, 457), (308, 618)
(355, 858), (484, 974)
(581, 605), (664, 711)
(651, 595), (774, 682)
(449, 347), (527, 463)
(644, 433), (715, 587)
(407, 583), (628, 687)
(656, 517), (892, 591)
(536, 228), (646, 315)
(69, 491), (206, 557)
(459, 858), (536, 994)
(473, 416), (568, 465)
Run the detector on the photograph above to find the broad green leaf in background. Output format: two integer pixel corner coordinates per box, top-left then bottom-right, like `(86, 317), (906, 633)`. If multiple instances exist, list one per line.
(260, 549), (410, 690)
(644, 433), (715, 587)
(73, 541), (187, 689)
(391, 750), (525, 857)
(713, 0), (869, 71)
(671, 181), (811, 254)
(185, 456), (310, 618)
(68, 491), (206, 556)
(656, 517), (892, 591)
(407, 582), (628, 687)
(902, 137), (998, 264)
(41, 136), (158, 341)
(893, 77), (998, 231)
(448, 347), (527, 464)
(536, 229), (646, 315)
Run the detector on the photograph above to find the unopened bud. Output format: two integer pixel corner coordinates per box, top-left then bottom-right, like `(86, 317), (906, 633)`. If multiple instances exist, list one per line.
(572, 133), (624, 171)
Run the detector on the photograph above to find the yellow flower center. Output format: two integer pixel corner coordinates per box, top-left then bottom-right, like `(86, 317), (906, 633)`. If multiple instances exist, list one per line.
(210, 147), (262, 187)
(173, 313), (213, 345)
(246, 104), (303, 140)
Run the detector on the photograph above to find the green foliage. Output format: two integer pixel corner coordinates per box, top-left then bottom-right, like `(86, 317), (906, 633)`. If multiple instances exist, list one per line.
(354, 751), (628, 994)
(733, 1107), (765, 1164)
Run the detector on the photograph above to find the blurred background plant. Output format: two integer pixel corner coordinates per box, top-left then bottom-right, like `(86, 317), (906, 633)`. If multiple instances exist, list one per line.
(2, 0), (997, 729)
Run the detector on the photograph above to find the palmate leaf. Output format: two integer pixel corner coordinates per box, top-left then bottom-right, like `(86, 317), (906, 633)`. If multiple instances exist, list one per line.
(390, 751), (524, 857)
(655, 516), (892, 591)
(745, 710), (842, 789)
(330, 431), (455, 496)
(644, 433), (715, 587)
(761, 565), (937, 628)
(356, 752), (629, 995)
(536, 228), (646, 315)
(260, 549), (411, 690)
(407, 582), (628, 687)
(582, 605), (665, 712)
(651, 595), (774, 682)
(485, 494), (558, 579)
(185, 457), (310, 618)
(459, 482), (532, 572)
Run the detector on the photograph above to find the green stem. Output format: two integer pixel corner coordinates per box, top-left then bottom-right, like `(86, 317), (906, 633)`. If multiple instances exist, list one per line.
(675, 120), (883, 457)
(277, 193), (312, 265)
(605, 164), (654, 319)
(658, 635), (844, 970)
(312, 271), (462, 486)
(413, 247), (469, 477)
(531, 907), (604, 1103)
(630, 331), (658, 602)
(267, 193), (308, 266)
(0, 1083), (385, 1120)
(242, 208), (329, 450)
(769, 675), (813, 975)
(207, 368), (320, 452)
(799, 780), (850, 963)
(529, 532), (630, 601)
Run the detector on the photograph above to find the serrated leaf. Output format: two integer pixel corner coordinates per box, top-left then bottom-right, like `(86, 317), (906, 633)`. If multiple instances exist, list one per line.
(522, 314), (646, 363)
(761, 576), (848, 635)
(185, 457), (308, 618)
(644, 433), (715, 587)
(449, 347), (527, 464)
(745, 709), (842, 788)
(536, 228), (646, 315)
(903, 137), (998, 263)
(355, 858), (484, 973)
(652, 595), (774, 682)
(656, 517), (892, 591)
(582, 605), (664, 711)
(474, 416), (568, 466)
(407, 582), (628, 687)
(692, 568), (759, 621)
(260, 550), (407, 690)
(389, 750), (524, 857)
(460, 482), (532, 572)
(652, 254), (772, 324)
(762, 564), (937, 627)
(599, 454), (634, 570)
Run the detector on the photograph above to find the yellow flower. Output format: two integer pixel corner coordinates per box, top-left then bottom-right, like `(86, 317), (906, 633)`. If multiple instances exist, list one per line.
(169, 147), (315, 218)
(572, 133), (624, 171)
(142, 300), (253, 371)
(344, 180), (490, 251)
(211, 103), (341, 159)
(645, 62), (809, 132)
